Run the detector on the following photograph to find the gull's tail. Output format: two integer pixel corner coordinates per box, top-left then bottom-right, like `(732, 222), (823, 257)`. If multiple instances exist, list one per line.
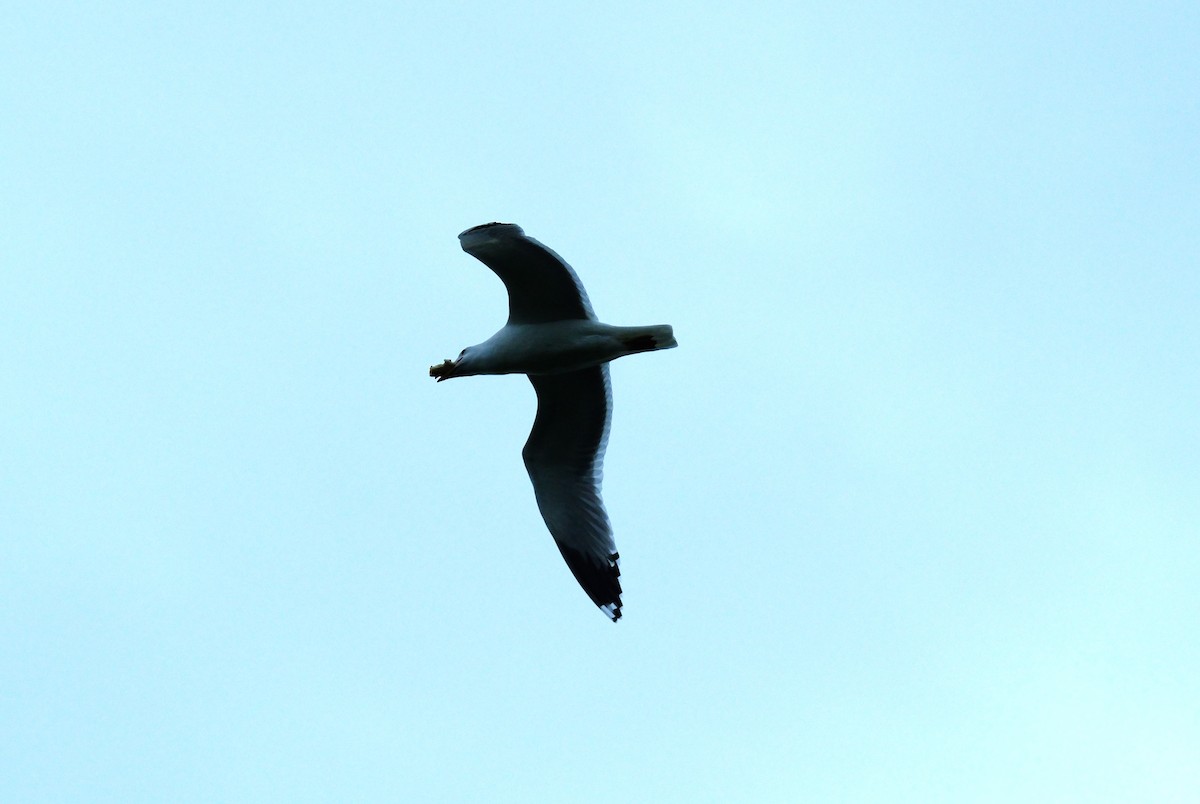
(618, 324), (678, 355)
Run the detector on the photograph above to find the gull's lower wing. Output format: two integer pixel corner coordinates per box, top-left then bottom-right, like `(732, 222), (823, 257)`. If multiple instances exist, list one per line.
(522, 365), (622, 620)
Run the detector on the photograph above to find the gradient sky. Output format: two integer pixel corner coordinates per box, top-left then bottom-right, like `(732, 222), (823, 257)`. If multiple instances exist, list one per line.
(3, 3), (1198, 801)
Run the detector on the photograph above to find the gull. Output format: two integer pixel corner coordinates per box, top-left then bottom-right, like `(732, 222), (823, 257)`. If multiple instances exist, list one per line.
(430, 222), (677, 621)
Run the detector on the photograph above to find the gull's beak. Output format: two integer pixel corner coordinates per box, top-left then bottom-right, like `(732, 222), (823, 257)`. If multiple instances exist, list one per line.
(429, 358), (456, 381)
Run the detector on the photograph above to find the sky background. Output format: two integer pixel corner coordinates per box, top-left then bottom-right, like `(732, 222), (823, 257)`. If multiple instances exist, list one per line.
(3, 2), (1198, 801)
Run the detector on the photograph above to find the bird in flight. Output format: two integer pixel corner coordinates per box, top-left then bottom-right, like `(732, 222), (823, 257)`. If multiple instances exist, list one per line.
(430, 222), (677, 621)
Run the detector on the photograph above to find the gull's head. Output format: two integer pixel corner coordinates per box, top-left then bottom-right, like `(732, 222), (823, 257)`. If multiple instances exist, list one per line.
(429, 347), (477, 382)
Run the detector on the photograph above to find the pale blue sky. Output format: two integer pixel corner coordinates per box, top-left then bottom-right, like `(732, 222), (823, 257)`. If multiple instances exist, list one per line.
(3, 3), (1198, 801)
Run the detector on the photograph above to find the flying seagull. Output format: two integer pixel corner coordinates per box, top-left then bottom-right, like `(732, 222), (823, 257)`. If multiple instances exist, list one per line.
(430, 222), (677, 621)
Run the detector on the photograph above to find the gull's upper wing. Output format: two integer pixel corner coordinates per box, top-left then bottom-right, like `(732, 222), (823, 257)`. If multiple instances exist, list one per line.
(459, 222), (597, 325)
(522, 365), (622, 620)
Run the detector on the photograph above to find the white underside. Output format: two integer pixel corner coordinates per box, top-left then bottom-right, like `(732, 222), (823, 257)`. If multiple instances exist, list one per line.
(460, 320), (675, 376)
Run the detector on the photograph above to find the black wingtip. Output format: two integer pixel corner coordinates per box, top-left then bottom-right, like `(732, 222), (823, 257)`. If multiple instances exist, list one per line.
(459, 221), (523, 241)
(556, 546), (623, 621)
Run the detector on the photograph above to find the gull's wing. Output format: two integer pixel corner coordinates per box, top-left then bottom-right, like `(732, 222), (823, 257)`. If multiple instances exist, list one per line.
(522, 365), (622, 620)
(459, 222), (597, 325)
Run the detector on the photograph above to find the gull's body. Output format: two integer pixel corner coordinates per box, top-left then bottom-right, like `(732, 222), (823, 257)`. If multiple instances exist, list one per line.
(431, 222), (677, 621)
